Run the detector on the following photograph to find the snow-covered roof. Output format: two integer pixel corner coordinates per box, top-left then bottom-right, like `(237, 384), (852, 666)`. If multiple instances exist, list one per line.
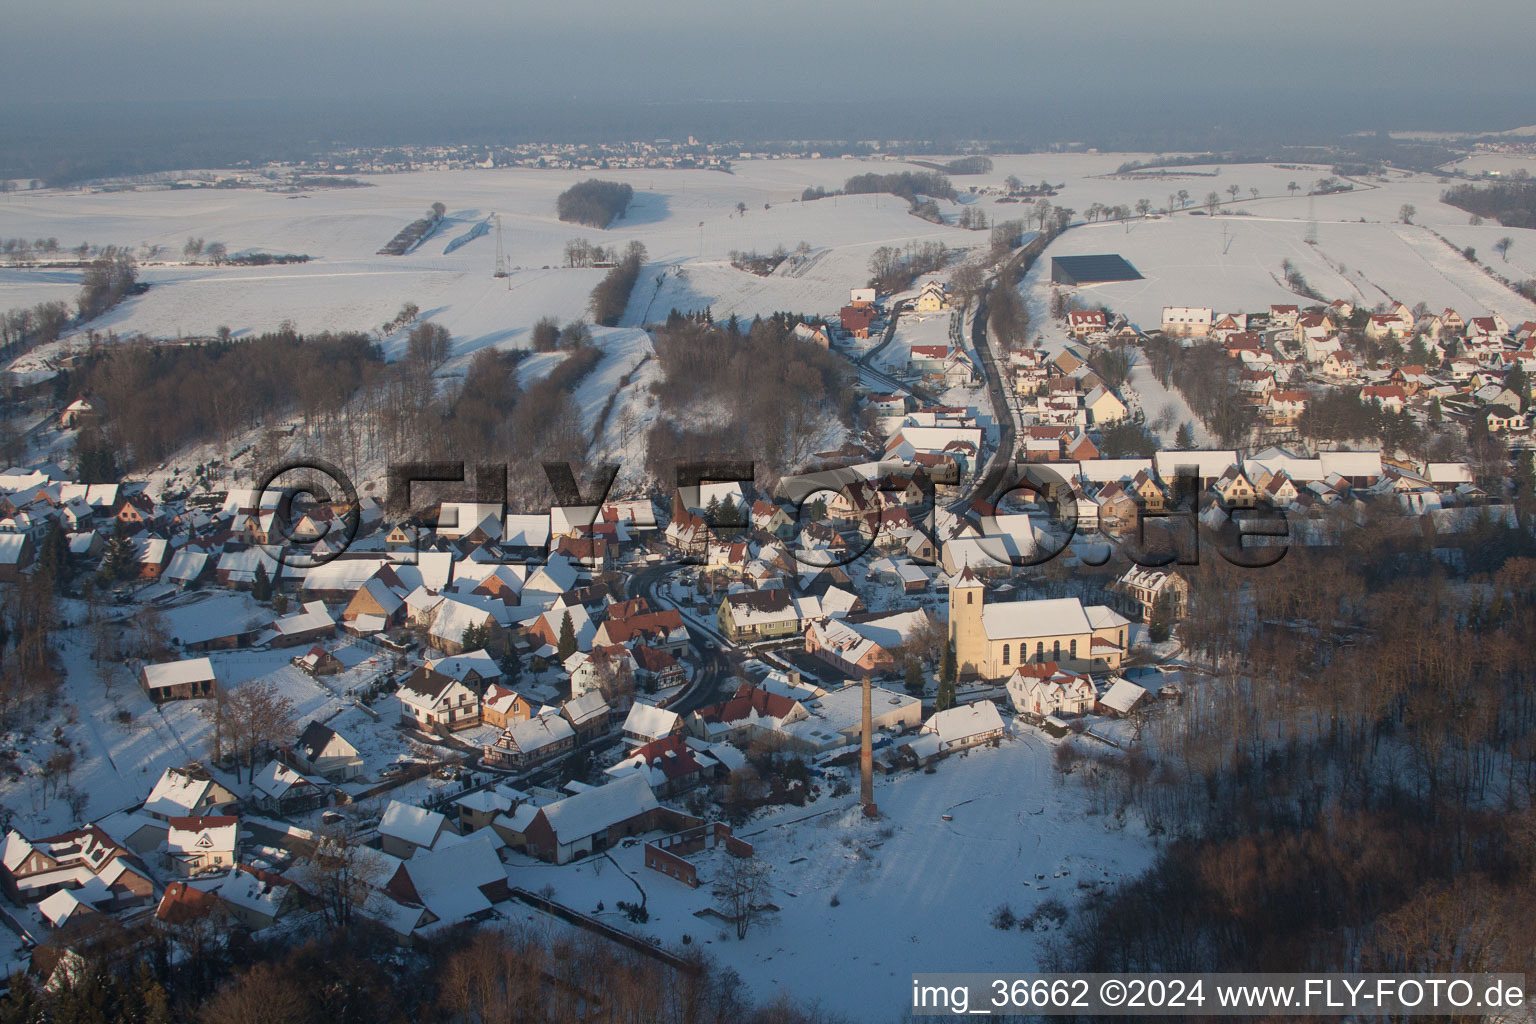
(187, 865), (291, 922)
(1153, 450), (1239, 481)
(980, 597), (1094, 641)
(503, 513), (552, 548)
(920, 700), (1005, 746)
(426, 648), (500, 682)
(622, 702), (680, 741)
(1099, 678), (1148, 714)
(1317, 450), (1382, 479)
(251, 760), (328, 801)
(393, 833), (504, 927)
(266, 600), (334, 637)
(537, 773), (657, 844)
(166, 816), (239, 856)
(140, 657), (216, 691)
(378, 800), (445, 853)
(502, 711), (575, 753)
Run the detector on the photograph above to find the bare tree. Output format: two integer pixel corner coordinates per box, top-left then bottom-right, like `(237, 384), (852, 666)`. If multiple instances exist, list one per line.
(1495, 237), (1514, 261)
(294, 821), (389, 930)
(713, 854), (772, 939)
(1399, 204), (1417, 225)
(201, 961), (311, 1024)
(1206, 192), (1221, 215)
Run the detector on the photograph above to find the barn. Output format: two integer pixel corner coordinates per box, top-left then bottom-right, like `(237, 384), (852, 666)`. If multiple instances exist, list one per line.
(1049, 254), (1143, 286)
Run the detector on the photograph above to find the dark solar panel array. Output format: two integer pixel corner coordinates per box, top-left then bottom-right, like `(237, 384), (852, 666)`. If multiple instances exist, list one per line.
(1050, 254), (1143, 284)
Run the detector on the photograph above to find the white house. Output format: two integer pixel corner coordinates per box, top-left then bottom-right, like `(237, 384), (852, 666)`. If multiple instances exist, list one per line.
(1006, 664), (1095, 717)
(911, 701), (1005, 762)
(163, 816), (239, 876)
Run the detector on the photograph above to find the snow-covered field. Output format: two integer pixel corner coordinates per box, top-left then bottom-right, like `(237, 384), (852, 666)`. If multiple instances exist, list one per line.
(506, 727), (1152, 1022)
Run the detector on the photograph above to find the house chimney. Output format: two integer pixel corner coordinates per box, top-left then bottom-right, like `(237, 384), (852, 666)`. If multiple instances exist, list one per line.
(860, 674), (875, 814)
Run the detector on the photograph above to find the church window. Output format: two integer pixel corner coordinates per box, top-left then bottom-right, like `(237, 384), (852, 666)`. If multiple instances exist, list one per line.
(1002, 644), (1010, 665)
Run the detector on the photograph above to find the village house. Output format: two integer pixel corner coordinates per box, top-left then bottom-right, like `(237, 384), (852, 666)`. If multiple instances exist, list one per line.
(0, 826), (156, 914)
(606, 734), (739, 797)
(1107, 566), (1190, 622)
(249, 760), (331, 815)
(291, 721), (365, 781)
(1067, 310), (1107, 338)
(1161, 306), (1213, 336)
(160, 864), (296, 931)
(521, 773), (661, 864)
(908, 701), (1005, 763)
(484, 710), (577, 770)
(562, 690), (613, 743)
(622, 702), (685, 748)
(717, 589), (803, 642)
(792, 322), (832, 347)
(142, 767), (237, 820)
(163, 816), (239, 876)
(1006, 662), (1095, 717)
(379, 834), (509, 935)
(914, 280), (952, 312)
(840, 304), (875, 338)
(378, 800), (449, 859)
(397, 667), (482, 732)
(481, 684), (534, 728)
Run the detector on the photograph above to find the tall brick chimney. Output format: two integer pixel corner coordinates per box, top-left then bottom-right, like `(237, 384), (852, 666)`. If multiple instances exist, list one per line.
(860, 673), (875, 812)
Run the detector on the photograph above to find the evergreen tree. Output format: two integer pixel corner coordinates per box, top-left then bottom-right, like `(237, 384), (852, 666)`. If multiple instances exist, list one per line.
(1148, 591), (1175, 643)
(37, 522), (71, 591)
(937, 640), (957, 710)
(462, 622), (491, 651)
(1515, 450), (1536, 499)
(705, 495), (721, 522)
(1429, 396), (1443, 426)
(808, 497), (827, 521)
(73, 426), (122, 485)
(903, 658), (925, 697)
(718, 494), (740, 527)
(1506, 362), (1528, 411)
(252, 560), (272, 602)
(98, 520), (134, 584)
(557, 611), (578, 661)
(1174, 422), (1195, 450)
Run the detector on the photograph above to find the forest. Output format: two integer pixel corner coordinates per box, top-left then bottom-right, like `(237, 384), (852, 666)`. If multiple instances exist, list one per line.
(556, 179), (635, 229)
(1049, 516), (1536, 984)
(643, 312), (855, 486)
(1441, 178), (1536, 228)
(67, 329), (381, 468)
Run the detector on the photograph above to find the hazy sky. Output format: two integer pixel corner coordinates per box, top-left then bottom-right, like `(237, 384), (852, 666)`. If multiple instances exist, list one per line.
(4, 0), (1534, 117)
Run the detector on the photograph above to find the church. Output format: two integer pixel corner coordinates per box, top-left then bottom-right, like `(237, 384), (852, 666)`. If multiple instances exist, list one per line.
(948, 568), (1130, 680)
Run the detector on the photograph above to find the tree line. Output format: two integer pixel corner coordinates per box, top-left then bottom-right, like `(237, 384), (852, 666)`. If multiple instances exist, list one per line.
(589, 242), (646, 326)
